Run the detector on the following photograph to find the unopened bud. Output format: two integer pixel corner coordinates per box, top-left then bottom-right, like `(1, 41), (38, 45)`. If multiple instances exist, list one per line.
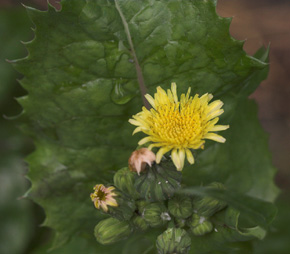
(128, 148), (156, 175)
(132, 215), (149, 231)
(94, 217), (132, 245)
(134, 157), (182, 202)
(143, 203), (170, 228)
(107, 188), (136, 221)
(136, 200), (149, 214)
(188, 213), (213, 236)
(113, 167), (140, 200)
(168, 196), (192, 219)
(175, 218), (186, 228)
(156, 228), (191, 254)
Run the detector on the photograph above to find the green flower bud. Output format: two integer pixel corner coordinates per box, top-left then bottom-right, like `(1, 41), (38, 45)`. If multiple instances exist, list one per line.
(143, 203), (171, 228)
(136, 200), (149, 214)
(113, 167), (140, 200)
(175, 218), (187, 228)
(107, 188), (136, 221)
(94, 217), (132, 245)
(132, 215), (149, 231)
(188, 213), (213, 236)
(135, 157), (182, 202)
(194, 182), (227, 217)
(168, 196), (192, 219)
(156, 228), (191, 254)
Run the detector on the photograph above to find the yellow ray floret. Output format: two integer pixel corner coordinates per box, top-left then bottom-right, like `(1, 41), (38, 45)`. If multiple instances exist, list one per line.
(129, 83), (229, 171)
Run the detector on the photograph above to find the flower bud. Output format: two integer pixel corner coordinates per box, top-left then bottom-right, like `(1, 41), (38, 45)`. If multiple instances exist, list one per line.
(107, 188), (136, 221)
(90, 184), (118, 212)
(135, 157), (182, 202)
(168, 196), (192, 219)
(113, 167), (140, 200)
(132, 215), (149, 231)
(175, 218), (186, 228)
(128, 148), (156, 175)
(188, 213), (213, 236)
(194, 182), (227, 217)
(143, 203), (171, 228)
(94, 217), (132, 245)
(156, 228), (191, 254)
(136, 200), (149, 214)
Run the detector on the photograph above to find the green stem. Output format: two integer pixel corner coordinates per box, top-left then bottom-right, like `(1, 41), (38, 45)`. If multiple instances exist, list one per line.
(115, 0), (150, 109)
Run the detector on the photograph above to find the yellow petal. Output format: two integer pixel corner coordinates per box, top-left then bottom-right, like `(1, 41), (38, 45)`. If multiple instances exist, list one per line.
(200, 93), (209, 105)
(171, 149), (181, 171)
(204, 133), (226, 143)
(178, 149), (185, 171)
(148, 144), (157, 150)
(107, 186), (115, 192)
(132, 126), (143, 135)
(138, 136), (151, 145)
(156, 147), (171, 163)
(94, 200), (100, 209)
(107, 198), (118, 207)
(100, 202), (108, 212)
(186, 87), (191, 100)
(210, 125), (230, 132)
(208, 100), (223, 113)
(190, 140), (205, 149)
(171, 82), (178, 103)
(128, 119), (141, 126)
(145, 94), (156, 109)
(207, 109), (224, 120)
(208, 93), (213, 101)
(167, 88), (175, 103)
(185, 149), (195, 164)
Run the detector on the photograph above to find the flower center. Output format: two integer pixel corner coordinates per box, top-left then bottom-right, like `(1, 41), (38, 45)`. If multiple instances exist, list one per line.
(96, 187), (107, 201)
(151, 103), (205, 146)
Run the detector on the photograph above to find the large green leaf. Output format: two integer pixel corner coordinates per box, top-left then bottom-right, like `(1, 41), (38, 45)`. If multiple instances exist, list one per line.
(0, 9), (35, 254)
(14, 0), (278, 252)
(180, 186), (277, 230)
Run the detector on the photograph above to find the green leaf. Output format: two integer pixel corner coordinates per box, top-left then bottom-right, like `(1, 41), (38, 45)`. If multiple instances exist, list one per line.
(224, 208), (266, 241)
(0, 9), (34, 254)
(253, 194), (290, 254)
(181, 186), (277, 230)
(14, 0), (278, 252)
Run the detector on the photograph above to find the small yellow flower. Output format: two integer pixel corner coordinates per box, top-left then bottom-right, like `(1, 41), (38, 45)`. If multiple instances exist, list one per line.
(90, 184), (118, 212)
(129, 83), (229, 171)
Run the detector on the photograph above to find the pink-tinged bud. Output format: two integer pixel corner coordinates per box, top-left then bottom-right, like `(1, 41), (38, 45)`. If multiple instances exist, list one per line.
(128, 148), (156, 175)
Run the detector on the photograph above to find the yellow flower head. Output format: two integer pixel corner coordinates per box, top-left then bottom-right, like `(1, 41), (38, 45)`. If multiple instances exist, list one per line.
(129, 83), (229, 171)
(90, 184), (118, 212)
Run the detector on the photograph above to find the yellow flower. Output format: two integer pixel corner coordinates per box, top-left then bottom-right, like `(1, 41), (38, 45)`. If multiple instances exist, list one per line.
(129, 83), (229, 171)
(90, 184), (118, 212)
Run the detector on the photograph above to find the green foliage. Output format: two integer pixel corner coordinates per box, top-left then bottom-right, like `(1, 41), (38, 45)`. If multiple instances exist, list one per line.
(14, 0), (279, 253)
(0, 9), (34, 254)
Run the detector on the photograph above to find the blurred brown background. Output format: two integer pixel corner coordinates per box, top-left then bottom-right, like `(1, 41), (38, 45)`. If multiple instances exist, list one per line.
(216, 0), (290, 192)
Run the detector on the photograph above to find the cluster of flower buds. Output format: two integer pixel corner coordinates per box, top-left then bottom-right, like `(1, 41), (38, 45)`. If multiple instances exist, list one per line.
(91, 149), (228, 254)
